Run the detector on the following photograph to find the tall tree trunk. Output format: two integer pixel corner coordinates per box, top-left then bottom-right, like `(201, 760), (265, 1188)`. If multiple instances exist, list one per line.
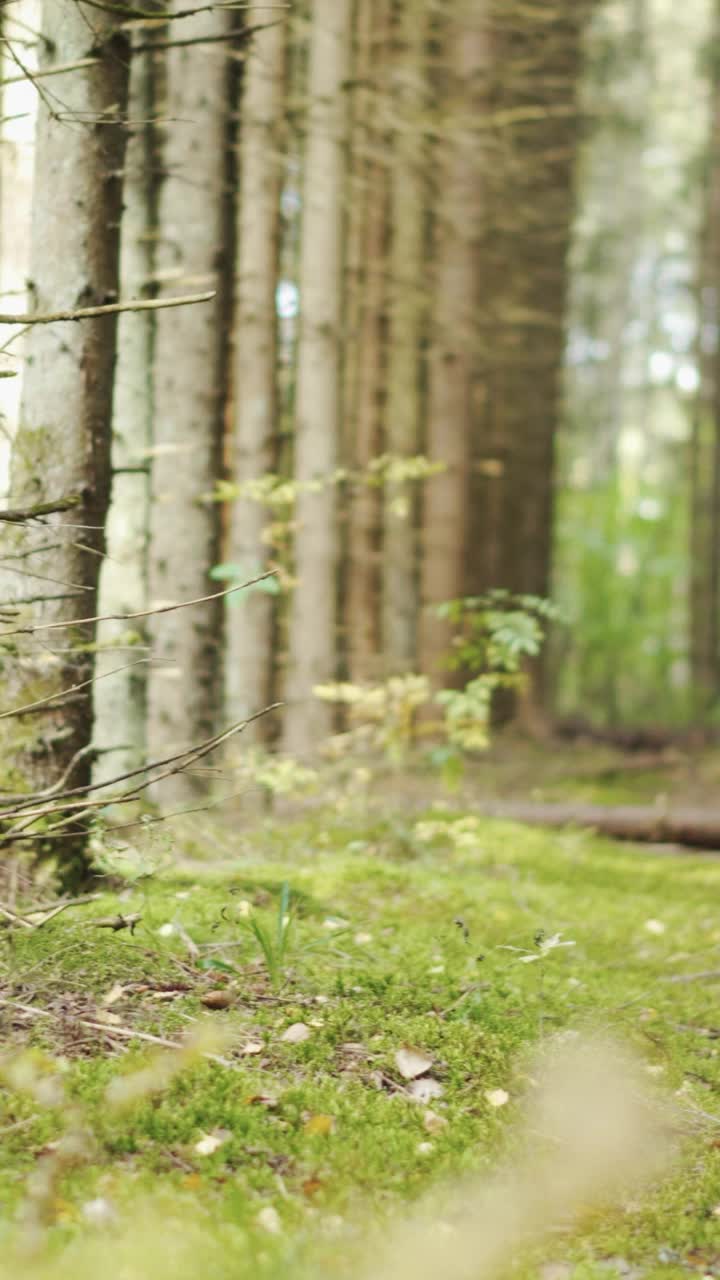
(225, 19), (285, 735)
(0, 1), (129, 874)
(468, 0), (589, 708)
(148, 10), (232, 802)
(382, 0), (428, 674)
(419, 1), (487, 686)
(93, 34), (157, 785)
(344, 0), (390, 685)
(690, 2), (720, 711)
(283, 0), (351, 755)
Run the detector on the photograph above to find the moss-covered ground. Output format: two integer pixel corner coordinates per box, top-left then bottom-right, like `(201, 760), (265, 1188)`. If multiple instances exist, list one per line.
(1, 786), (720, 1279)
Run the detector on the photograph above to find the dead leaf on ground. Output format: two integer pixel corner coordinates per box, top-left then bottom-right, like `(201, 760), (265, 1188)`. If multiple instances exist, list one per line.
(194, 1129), (230, 1156)
(245, 1094), (279, 1108)
(257, 1205), (282, 1234)
(302, 1176), (324, 1197)
(241, 1040), (264, 1056)
(406, 1077), (444, 1103)
(395, 1047), (434, 1080)
(485, 1088), (510, 1108)
(102, 983), (126, 1007)
(281, 1022), (311, 1044)
(201, 990), (236, 1010)
(93, 1010), (123, 1027)
(423, 1108), (448, 1134)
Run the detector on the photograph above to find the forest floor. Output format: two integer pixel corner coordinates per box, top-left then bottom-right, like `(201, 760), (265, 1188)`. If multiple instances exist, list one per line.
(1, 745), (720, 1278)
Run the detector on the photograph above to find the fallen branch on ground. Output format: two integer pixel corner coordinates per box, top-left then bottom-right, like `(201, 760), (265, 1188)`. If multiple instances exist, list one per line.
(477, 801), (720, 851)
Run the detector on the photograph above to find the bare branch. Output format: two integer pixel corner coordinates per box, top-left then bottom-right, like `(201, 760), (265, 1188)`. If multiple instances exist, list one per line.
(0, 997), (238, 1068)
(0, 703), (282, 837)
(0, 658), (149, 725)
(0, 57), (100, 88)
(0, 290), (216, 326)
(0, 495), (81, 523)
(134, 20), (279, 51)
(0, 570), (277, 638)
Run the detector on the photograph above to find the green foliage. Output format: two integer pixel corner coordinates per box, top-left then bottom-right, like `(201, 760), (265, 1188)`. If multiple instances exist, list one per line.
(434, 592), (559, 752)
(437, 590), (559, 677)
(237, 881), (294, 990)
(553, 477), (689, 724)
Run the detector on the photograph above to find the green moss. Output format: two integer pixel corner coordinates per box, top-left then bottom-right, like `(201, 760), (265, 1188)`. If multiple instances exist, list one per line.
(0, 806), (718, 1277)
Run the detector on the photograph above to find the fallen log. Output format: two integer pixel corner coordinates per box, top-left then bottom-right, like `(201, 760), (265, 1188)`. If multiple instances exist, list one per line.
(477, 802), (720, 851)
(554, 716), (715, 753)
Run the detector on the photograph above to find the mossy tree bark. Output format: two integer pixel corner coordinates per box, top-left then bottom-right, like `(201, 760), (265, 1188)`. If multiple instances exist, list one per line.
(0, 1), (130, 876)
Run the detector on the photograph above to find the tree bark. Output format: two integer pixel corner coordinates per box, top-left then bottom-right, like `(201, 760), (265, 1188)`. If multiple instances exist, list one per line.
(382, 0), (428, 674)
(343, 0), (391, 685)
(93, 33), (158, 786)
(148, 8), (232, 802)
(0, 1), (129, 874)
(419, 2), (487, 686)
(690, 0), (720, 712)
(468, 0), (590, 711)
(283, 0), (351, 755)
(225, 18), (285, 736)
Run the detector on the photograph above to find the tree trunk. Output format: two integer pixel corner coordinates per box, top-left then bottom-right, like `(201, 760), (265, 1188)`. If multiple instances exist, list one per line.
(382, 0), (428, 674)
(0, 1), (129, 876)
(0, 0), (128, 880)
(468, 0), (589, 710)
(690, 3), (720, 712)
(148, 9), (232, 802)
(283, 0), (351, 755)
(344, 0), (391, 686)
(93, 34), (158, 786)
(225, 19), (285, 736)
(419, 2), (487, 686)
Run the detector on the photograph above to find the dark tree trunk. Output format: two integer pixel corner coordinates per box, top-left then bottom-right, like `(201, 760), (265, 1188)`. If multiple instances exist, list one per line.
(0, 2), (130, 881)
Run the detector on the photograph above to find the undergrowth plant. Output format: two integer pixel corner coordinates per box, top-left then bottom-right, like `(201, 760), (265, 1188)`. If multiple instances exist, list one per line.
(314, 592), (559, 776)
(240, 880), (294, 990)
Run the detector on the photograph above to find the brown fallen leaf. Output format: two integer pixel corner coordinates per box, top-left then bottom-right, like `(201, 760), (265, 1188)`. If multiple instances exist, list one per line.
(245, 1094), (279, 1109)
(302, 1177), (324, 1197)
(395, 1047), (434, 1081)
(200, 990), (236, 1010)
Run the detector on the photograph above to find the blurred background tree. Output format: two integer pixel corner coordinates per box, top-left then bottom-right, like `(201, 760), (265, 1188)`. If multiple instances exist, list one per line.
(0, 0), (718, 843)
